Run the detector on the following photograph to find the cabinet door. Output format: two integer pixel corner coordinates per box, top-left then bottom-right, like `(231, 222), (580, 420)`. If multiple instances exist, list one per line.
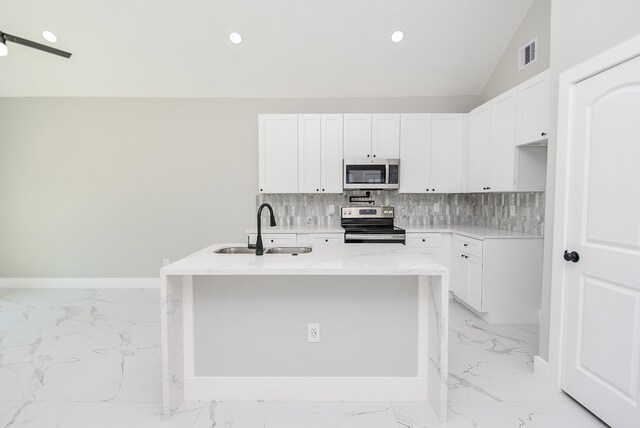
(517, 71), (549, 145)
(453, 251), (468, 299)
(372, 114), (400, 158)
(343, 114), (372, 158)
(298, 115), (322, 193)
(466, 254), (483, 312)
(320, 115), (344, 193)
(431, 114), (465, 193)
(259, 114), (298, 193)
(399, 114), (431, 193)
(467, 104), (492, 192)
(490, 89), (518, 191)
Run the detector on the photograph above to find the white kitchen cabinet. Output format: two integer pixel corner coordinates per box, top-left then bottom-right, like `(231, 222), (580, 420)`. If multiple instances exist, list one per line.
(452, 234), (543, 323)
(320, 115), (344, 193)
(298, 115), (322, 193)
(399, 114), (432, 193)
(259, 115), (299, 193)
(517, 70), (549, 145)
(466, 104), (492, 192)
(344, 114), (400, 159)
(298, 115), (343, 193)
(489, 89), (518, 192)
(431, 114), (465, 193)
(248, 233), (297, 247)
(399, 114), (465, 193)
(343, 114), (372, 158)
(371, 114), (400, 158)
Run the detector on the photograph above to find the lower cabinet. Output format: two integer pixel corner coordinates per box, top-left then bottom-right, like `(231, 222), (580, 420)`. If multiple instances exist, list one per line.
(453, 249), (483, 312)
(451, 234), (543, 323)
(297, 233), (344, 245)
(248, 233), (297, 247)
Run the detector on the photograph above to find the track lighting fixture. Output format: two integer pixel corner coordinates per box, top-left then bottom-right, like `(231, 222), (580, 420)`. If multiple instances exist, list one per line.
(0, 31), (72, 58)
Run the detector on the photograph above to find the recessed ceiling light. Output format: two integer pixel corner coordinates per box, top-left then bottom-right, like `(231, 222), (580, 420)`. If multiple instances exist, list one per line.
(42, 30), (58, 43)
(229, 32), (242, 45)
(391, 30), (404, 43)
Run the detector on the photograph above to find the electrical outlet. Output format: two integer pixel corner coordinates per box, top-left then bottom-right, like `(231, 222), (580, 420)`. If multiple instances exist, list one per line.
(433, 203), (440, 213)
(163, 258), (170, 267)
(328, 204), (335, 214)
(308, 323), (320, 343)
(510, 205), (516, 216)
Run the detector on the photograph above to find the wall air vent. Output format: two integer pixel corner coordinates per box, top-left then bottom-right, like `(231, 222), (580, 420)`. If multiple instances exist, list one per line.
(519, 38), (537, 70)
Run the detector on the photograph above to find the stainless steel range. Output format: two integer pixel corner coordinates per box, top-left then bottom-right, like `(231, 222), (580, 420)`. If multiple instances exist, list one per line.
(341, 206), (406, 244)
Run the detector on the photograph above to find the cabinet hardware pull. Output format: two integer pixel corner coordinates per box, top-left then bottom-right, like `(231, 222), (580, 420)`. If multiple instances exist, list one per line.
(541, 132), (547, 137)
(463, 243), (468, 246)
(367, 154), (370, 157)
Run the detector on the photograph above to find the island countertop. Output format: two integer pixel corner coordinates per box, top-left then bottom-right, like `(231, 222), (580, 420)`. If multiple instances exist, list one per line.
(161, 243), (448, 276)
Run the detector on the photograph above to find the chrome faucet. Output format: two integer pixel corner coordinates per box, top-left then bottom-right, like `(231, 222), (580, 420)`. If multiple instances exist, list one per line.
(249, 203), (276, 256)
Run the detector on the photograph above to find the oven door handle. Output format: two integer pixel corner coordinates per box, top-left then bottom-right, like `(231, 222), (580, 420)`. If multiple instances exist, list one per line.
(344, 233), (406, 241)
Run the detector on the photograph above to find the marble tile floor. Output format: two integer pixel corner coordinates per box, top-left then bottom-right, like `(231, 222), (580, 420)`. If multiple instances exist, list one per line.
(0, 288), (607, 427)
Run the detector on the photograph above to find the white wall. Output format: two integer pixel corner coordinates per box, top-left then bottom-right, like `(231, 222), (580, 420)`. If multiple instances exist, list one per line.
(537, 0), (640, 360)
(0, 96), (480, 277)
(481, 0), (551, 102)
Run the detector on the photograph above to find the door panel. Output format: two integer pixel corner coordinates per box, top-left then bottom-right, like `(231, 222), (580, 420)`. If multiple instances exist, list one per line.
(298, 115), (322, 193)
(563, 55), (640, 428)
(518, 72), (549, 144)
(467, 254), (483, 312)
(431, 114), (464, 193)
(490, 90), (518, 191)
(258, 115), (298, 193)
(372, 114), (400, 159)
(343, 114), (372, 158)
(321, 115), (344, 193)
(399, 114), (431, 193)
(467, 104), (492, 192)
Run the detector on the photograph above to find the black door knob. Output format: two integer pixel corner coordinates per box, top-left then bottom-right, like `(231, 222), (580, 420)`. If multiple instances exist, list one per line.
(563, 250), (580, 263)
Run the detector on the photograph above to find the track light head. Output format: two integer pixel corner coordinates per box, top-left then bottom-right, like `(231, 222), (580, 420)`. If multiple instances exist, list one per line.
(0, 30), (71, 58)
(0, 33), (7, 57)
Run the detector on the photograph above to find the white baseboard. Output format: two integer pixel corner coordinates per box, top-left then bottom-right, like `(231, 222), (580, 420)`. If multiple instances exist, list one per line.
(184, 376), (428, 401)
(533, 355), (557, 389)
(0, 277), (159, 289)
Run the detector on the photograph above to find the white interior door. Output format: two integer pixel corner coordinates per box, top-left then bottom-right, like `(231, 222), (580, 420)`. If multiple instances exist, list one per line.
(562, 54), (640, 428)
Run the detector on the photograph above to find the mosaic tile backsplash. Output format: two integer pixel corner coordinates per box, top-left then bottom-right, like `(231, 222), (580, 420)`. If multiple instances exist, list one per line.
(257, 191), (545, 235)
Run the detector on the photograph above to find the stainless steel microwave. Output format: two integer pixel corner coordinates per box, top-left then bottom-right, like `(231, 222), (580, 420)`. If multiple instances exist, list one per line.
(343, 159), (400, 190)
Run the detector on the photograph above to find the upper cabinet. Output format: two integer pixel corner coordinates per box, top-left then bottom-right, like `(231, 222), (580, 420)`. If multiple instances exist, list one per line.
(261, 114), (343, 194)
(343, 114), (371, 158)
(371, 114), (400, 158)
(466, 70), (549, 192)
(297, 114), (344, 193)
(344, 114), (400, 159)
(319, 115), (344, 193)
(259, 114), (299, 193)
(489, 89), (519, 192)
(517, 70), (549, 145)
(400, 114), (432, 193)
(431, 114), (465, 193)
(467, 104), (492, 192)
(400, 114), (465, 193)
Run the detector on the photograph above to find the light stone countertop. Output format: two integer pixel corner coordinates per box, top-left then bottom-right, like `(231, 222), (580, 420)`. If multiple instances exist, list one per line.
(245, 224), (542, 240)
(161, 243), (448, 276)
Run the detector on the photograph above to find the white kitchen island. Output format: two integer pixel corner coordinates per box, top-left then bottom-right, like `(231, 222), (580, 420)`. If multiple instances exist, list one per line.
(160, 243), (449, 423)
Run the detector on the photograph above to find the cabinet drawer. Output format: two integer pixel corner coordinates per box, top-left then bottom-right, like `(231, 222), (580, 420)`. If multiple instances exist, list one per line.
(309, 234), (344, 245)
(248, 234), (297, 246)
(454, 234), (483, 258)
(406, 233), (442, 248)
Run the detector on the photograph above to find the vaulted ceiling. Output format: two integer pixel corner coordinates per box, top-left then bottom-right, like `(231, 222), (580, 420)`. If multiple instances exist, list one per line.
(0, 0), (534, 97)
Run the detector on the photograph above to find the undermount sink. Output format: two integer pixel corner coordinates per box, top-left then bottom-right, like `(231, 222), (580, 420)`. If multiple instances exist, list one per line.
(265, 246), (312, 255)
(214, 247), (256, 254)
